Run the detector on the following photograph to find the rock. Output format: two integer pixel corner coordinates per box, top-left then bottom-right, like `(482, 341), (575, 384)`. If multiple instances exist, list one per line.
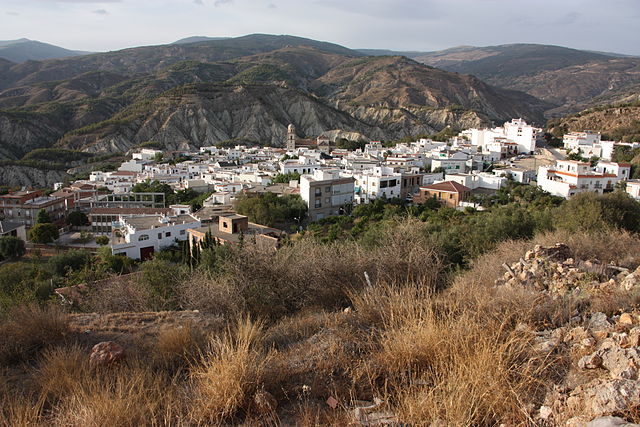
(89, 341), (125, 365)
(538, 405), (552, 419)
(579, 353), (603, 370)
(619, 313), (634, 325)
(253, 389), (277, 415)
(587, 416), (640, 427)
(598, 340), (640, 379)
(588, 313), (612, 333)
(327, 396), (339, 409)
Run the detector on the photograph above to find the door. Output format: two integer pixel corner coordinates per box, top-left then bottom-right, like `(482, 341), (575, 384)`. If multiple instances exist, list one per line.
(140, 246), (155, 260)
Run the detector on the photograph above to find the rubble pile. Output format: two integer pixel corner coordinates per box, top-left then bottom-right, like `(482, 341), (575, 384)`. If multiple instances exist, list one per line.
(495, 243), (639, 297)
(498, 243), (640, 426)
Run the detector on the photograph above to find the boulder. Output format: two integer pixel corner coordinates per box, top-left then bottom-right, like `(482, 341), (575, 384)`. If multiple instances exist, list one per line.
(89, 341), (125, 365)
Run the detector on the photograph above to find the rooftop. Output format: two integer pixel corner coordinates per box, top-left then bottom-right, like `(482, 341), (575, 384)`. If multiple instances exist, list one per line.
(422, 181), (471, 193)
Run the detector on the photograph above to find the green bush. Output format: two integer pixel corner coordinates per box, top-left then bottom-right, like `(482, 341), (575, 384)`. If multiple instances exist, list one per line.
(48, 250), (91, 277)
(0, 237), (25, 260)
(28, 223), (59, 244)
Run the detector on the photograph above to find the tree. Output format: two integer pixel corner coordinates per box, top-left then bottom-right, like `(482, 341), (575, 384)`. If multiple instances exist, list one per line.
(95, 235), (110, 246)
(28, 223), (59, 244)
(36, 209), (52, 224)
(0, 236), (25, 259)
(67, 211), (89, 228)
(272, 172), (301, 184)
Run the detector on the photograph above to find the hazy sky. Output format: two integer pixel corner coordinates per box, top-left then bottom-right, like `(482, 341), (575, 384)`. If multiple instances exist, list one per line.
(1, 0), (639, 55)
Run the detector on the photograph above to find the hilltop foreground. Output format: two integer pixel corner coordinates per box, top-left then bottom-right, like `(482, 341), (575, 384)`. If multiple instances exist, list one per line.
(3, 222), (640, 425)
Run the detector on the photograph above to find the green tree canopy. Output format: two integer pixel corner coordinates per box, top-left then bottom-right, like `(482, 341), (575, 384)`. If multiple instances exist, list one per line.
(28, 223), (59, 244)
(0, 236), (25, 260)
(36, 209), (52, 224)
(67, 211), (89, 228)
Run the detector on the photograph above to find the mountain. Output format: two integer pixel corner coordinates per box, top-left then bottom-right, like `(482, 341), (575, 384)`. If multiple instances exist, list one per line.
(0, 38), (88, 63)
(0, 34), (552, 186)
(172, 36), (231, 44)
(547, 101), (640, 142)
(413, 44), (640, 115)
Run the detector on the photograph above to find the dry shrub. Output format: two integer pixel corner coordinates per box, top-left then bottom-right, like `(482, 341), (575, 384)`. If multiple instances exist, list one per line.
(51, 364), (181, 427)
(262, 310), (328, 350)
(349, 283), (558, 425)
(225, 220), (444, 320)
(35, 344), (91, 402)
(81, 274), (153, 313)
(155, 322), (206, 369)
(176, 271), (244, 317)
(189, 316), (270, 425)
(0, 394), (45, 427)
(0, 304), (70, 365)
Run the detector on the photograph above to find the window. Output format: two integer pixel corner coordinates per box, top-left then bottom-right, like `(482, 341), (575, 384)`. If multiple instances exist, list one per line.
(158, 233), (162, 239)
(138, 234), (149, 241)
(380, 181), (387, 188)
(389, 179), (397, 187)
(315, 188), (322, 196)
(315, 200), (322, 208)
(180, 230), (186, 235)
(325, 186), (331, 193)
(165, 232), (171, 238)
(325, 198), (330, 204)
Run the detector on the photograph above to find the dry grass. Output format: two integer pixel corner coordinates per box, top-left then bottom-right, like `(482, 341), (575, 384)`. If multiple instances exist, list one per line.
(189, 316), (270, 425)
(0, 304), (70, 365)
(155, 322), (206, 369)
(0, 228), (638, 425)
(349, 281), (562, 424)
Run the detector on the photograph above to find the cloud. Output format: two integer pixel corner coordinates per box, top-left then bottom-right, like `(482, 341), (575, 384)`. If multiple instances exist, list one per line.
(267, 2), (276, 9)
(314, 0), (441, 21)
(40, 0), (121, 2)
(193, 0), (204, 4)
(6, 11), (19, 15)
(92, 8), (108, 14)
(214, 0), (233, 6)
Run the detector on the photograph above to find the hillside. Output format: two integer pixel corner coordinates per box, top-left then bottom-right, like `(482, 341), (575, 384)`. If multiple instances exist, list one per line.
(415, 44), (640, 114)
(547, 102), (640, 142)
(4, 201), (640, 424)
(0, 39), (87, 63)
(0, 35), (551, 185)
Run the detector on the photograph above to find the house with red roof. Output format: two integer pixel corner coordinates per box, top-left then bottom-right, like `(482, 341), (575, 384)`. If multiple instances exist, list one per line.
(414, 181), (471, 208)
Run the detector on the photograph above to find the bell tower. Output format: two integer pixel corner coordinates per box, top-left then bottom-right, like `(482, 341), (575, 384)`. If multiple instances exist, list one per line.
(286, 124), (297, 151)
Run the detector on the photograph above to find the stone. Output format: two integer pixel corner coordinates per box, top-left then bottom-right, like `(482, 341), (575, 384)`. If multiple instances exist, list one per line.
(619, 313), (634, 325)
(598, 340), (640, 379)
(579, 353), (603, 370)
(538, 405), (552, 419)
(588, 313), (612, 332)
(587, 416), (640, 427)
(89, 341), (125, 365)
(327, 396), (339, 409)
(253, 389), (277, 415)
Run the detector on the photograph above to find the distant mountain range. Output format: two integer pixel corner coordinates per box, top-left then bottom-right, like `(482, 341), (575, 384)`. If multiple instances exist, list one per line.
(360, 44), (640, 115)
(0, 38), (89, 63)
(0, 34), (639, 187)
(0, 34), (547, 165)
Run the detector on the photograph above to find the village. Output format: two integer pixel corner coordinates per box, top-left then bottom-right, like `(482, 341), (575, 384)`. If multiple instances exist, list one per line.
(0, 119), (638, 262)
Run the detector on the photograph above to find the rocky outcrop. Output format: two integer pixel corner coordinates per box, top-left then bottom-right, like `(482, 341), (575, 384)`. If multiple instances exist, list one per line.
(0, 165), (68, 187)
(496, 243), (640, 426)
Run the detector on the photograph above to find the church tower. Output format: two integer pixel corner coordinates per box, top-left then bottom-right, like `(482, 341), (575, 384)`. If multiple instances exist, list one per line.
(286, 124), (297, 151)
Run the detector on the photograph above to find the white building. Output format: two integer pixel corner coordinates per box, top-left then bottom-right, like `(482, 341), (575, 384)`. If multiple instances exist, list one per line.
(300, 169), (355, 221)
(132, 148), (163, 161)
(353, 166), (402, 204)
(537, 160), (631, 198)
(626, 180), (640, 200)
(446, 172), (508, 191)
(111, 213), (200, 260)
(461, 118), (538, 155)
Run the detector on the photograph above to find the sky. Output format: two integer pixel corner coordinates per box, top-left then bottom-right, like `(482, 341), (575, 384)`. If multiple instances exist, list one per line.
(1, 0), (640, 55)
